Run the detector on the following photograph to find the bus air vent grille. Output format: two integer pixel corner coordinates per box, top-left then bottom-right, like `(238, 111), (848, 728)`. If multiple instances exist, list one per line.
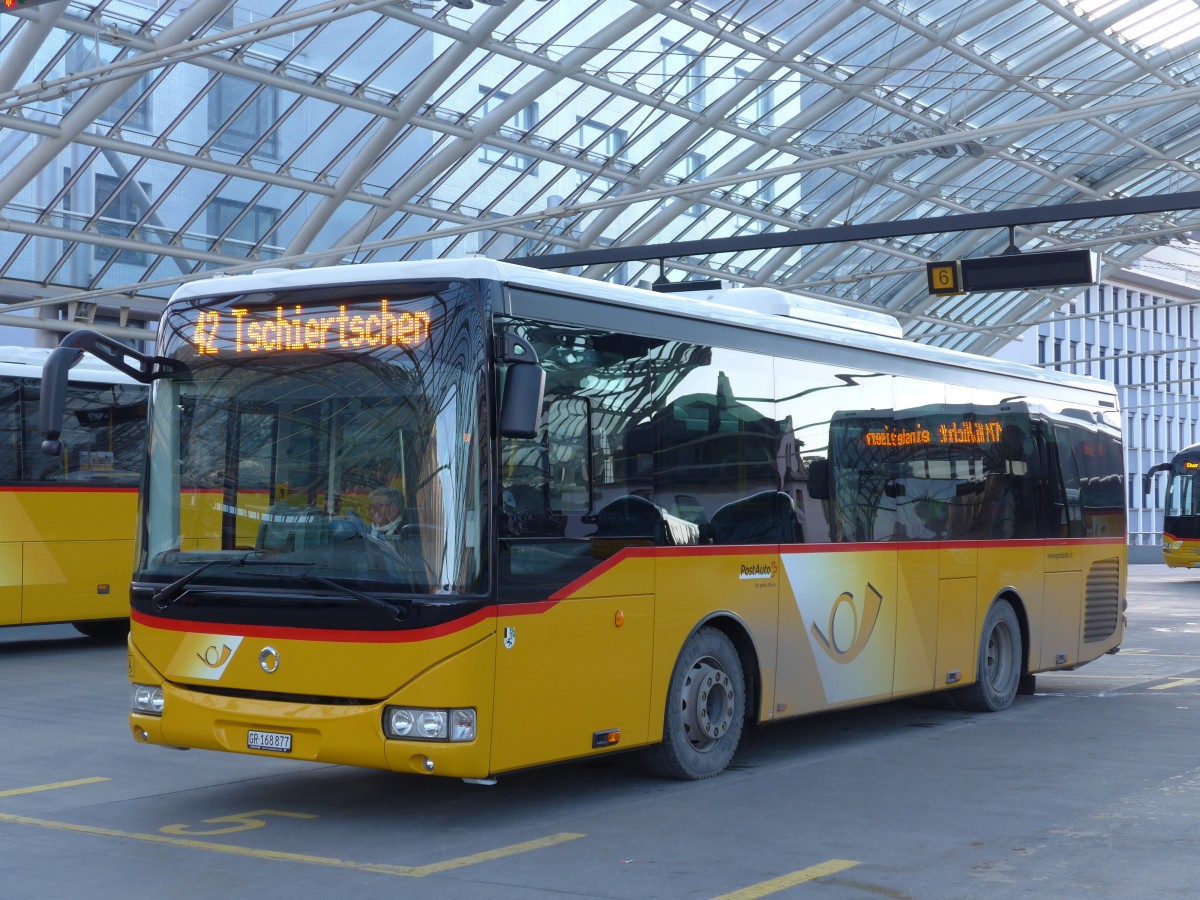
(1083, 557), (1120, 643)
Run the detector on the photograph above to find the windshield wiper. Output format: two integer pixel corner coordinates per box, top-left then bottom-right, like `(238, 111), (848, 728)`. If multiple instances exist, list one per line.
(300, 574), (410, 621)
(152, 553), (308, 610)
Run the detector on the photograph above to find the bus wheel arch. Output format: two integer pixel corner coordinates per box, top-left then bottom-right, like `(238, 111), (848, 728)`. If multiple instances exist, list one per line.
(641, 620), (752, 780)
(72, 619), (130, 641)
(955, 595), (1024, 712)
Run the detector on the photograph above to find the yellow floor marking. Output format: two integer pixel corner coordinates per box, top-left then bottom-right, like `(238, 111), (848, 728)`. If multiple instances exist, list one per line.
(1149, 677), (1200, 691)
(0, 778), (109, 798)
(0, 811), (582, 877)
(710, 859), (860, 900)
(404, 832), (586, 876)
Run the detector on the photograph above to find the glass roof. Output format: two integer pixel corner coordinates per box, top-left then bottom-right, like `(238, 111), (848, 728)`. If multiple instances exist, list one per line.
(4, 0), (1200, 354)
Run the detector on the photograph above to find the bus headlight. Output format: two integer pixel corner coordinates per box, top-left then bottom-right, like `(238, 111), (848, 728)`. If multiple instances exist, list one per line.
(132, 683), (165, 715)
(384, 706), (475, 742)
(1165, 538), (1183, 551)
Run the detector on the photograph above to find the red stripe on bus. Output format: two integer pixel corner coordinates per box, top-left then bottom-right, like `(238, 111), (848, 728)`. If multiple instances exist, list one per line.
(3, 485), (137, 493)
(131, 606), (497, 643)
(132, 535), (1127, 639)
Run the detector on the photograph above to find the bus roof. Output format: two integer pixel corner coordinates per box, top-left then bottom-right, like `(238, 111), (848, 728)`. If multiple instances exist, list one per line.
(167, 259), (1115, 404)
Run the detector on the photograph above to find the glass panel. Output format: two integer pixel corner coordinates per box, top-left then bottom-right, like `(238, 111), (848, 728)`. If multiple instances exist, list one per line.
(650, 345), (786, 544)
(775, 358), (894, 543)
(143, 280), (485, 597)
(1167, 473), (1200, 517)
(11, 378), (146, 486)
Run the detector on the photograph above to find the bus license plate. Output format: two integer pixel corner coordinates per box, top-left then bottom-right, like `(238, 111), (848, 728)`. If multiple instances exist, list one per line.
(247, 730), (292, 753)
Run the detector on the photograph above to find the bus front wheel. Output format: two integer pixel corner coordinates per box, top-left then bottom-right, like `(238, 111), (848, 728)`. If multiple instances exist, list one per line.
(955, 600), (1022, 712)
(642, 626), (745, 780)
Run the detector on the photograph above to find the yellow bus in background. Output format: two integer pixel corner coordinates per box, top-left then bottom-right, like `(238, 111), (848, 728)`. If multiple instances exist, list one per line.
(41, 260), (1126, 779)
(1, 346), (146, 638)
(1145, 444), (1200, 567)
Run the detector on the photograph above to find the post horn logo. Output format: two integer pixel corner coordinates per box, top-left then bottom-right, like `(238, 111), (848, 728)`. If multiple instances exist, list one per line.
(197, 644), (233, 668)
(811, 582), (883, 664)
(259, 646), (281, 674)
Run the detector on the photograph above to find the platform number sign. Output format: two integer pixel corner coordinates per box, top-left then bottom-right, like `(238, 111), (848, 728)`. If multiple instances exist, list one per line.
(926, 260), (963, 295)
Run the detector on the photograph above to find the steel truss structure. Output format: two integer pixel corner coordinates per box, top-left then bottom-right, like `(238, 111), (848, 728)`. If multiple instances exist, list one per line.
(4, 0), (1200, 353)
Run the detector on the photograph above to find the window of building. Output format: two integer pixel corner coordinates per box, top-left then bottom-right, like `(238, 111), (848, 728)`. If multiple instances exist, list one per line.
(575, 119), (628, 193)
(207, 198), (280, 255)
(99, 72), (152, 130)
(94, 174), (148, 265)
(680, 152), (707, 217)
(209, 75), (279, 158)
(661, 42), (704, 113)
(734, 170), (776, 231)
(480, 88), (539, 171)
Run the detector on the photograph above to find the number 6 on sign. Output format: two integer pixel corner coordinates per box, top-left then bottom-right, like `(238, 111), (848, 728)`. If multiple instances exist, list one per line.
(160, 809), (317, 836)
(926, 260), (962, 295)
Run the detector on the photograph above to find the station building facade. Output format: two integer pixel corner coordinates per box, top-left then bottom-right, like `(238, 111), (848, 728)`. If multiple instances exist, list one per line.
(993, 255), (1200, 560)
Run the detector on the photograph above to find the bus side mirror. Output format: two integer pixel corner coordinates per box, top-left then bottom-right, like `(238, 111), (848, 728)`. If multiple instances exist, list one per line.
(39, 328), (178, 457)
(39, 345), (85, 456)
(1144, 462), (1172, 496)
(499, 362), (546, 438)
(806, 458), (829, 500)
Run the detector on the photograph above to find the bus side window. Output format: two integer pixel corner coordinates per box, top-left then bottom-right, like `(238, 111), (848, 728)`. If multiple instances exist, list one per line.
(1048, 423), (1085, 538)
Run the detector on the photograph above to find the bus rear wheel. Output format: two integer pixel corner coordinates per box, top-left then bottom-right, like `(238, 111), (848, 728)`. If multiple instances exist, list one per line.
(642, 626), (745, 780)
(955, 600), (1022, 712)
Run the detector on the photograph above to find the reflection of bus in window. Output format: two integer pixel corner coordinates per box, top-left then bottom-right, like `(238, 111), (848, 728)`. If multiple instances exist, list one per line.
(1145, 444), (1200, 567)
(41, 260), (1126, 781)
(0, 347), (146, 637)
(822, 404), (1124, 544)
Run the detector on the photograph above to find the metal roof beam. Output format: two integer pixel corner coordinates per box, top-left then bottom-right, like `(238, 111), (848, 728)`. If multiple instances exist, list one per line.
(512, 189), (1200, 270)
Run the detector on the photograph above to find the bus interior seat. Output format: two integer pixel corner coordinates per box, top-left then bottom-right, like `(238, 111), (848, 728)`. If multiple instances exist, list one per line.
(591, 495), (667, 543)
(710, 491), (802, 545)
(588, 495), (699, 558)
(257, 505), (324, 552)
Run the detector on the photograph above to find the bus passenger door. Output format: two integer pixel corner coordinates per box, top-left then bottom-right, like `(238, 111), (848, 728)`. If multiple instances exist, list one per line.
(491, 390), (654, 773)
(1040, 421), (1083, 669)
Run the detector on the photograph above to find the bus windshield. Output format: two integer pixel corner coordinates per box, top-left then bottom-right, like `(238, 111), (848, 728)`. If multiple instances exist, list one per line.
(140, 280), (486, 598)
(1166, 467), (1200, 518)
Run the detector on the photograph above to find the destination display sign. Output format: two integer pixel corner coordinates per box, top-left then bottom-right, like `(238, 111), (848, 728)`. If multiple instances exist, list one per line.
(864, 420), (1003, 448)
(189, 300), (432, 355)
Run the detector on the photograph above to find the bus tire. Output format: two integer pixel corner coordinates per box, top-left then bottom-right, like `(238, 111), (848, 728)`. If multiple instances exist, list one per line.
(955, 600), (1022, 712)
(642, 626), (745, 780)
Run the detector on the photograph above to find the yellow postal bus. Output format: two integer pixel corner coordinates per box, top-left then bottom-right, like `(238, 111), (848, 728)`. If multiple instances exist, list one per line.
(1145, 444), (1200, 567)
(1, 346), (145, 637)
(41, 260), (1126, 779)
